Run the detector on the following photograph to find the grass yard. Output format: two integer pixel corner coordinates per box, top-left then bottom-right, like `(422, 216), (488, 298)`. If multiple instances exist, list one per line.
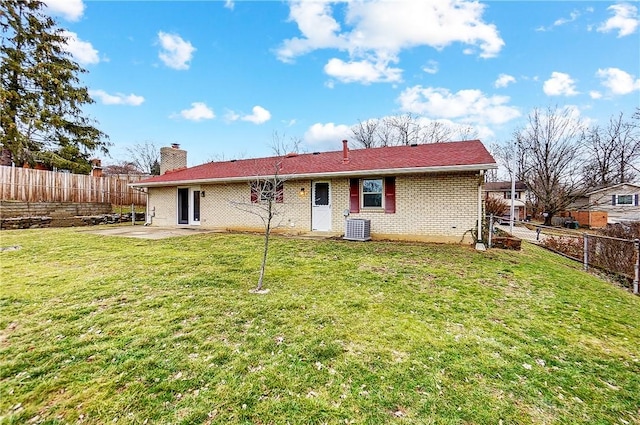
(1, 228), (639, 424)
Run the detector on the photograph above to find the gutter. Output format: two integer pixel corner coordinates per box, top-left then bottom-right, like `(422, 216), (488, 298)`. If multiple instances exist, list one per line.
(130, 163), (498, 188)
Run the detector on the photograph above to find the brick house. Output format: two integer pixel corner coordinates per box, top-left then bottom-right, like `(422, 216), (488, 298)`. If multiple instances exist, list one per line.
(131, 140), (497, 244)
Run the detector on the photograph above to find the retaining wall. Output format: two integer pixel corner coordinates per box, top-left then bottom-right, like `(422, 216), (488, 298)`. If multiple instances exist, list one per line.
(0, 201), (116, 229)
(1, 201), (113, 218)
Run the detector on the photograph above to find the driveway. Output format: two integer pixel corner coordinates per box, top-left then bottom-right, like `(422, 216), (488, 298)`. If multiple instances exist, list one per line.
(495, 223), (546, 244)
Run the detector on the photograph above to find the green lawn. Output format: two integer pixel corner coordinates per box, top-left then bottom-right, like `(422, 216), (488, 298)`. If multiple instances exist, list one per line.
(1, 228), (639, 424)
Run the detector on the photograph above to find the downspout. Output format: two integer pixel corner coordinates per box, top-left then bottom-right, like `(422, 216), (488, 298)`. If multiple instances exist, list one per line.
(131, 185), (151, 225)
(144, 188), (154, 226)
(144, 188), (151, 226)
(475, 170), (486, 251)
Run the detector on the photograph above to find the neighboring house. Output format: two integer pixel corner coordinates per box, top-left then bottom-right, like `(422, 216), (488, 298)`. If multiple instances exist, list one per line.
(484, 181), (528, 221)
(569, 183), (640, 224)
(131, 140), (497, 244)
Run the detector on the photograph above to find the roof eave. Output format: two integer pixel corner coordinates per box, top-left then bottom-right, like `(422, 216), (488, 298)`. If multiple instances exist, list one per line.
(130, 163), (498, 188)
(585, 182), (640, 196)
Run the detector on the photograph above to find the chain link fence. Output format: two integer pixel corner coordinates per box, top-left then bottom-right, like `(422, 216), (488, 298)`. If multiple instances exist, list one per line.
(485, 215), (639, 294)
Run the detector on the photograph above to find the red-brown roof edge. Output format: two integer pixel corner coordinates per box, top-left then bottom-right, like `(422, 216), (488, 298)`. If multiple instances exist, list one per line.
(132, 139), (497, 187)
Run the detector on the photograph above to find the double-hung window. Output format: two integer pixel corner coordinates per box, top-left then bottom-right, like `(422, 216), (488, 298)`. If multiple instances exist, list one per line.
(250, 181), (284, 203)
(362, 178), (383, 208)
(349, 177), (396, 213)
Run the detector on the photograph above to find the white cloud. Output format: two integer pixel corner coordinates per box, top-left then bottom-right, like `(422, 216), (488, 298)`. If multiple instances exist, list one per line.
(277, 1), (346, 63)
(224, 0), (234, 10)
(60, 30), (99, 65)
(157, 32), (196, 70)
(422, 60), (439, 75)
(324, 57), (402, 84)
(44, 0), (84, 21)
(598, 3), (638, 37)
(178, 102), (215, 121)
(224, 110), (241, 122)
(225, 106), (272, 124)
(277, 0), (504, 84)
(596, 67), (640, 95)
(543, 72), (579, 96)
(494, 73), (516, 88)
(90, 90), (144, 106)
(303, 122), (352, 147)
(590, 91), (603, 99)
(397, 86), (521, 125)
(241, 106), (272, 124)
(553, 10), (580, 27)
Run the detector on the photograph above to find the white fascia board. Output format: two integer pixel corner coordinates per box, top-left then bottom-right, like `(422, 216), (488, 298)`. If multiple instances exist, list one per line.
(586, 183), (640, 196)
(130, 163), (498, 188)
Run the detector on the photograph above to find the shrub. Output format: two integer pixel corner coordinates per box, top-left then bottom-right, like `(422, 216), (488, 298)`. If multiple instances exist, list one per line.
(485, 196), (509, 217)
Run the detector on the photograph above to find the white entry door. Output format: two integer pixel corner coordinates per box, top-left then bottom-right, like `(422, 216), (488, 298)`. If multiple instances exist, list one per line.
(312, 181), (331, 231)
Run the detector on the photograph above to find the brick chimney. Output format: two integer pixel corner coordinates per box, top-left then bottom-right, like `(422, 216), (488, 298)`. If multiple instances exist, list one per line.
(90, 158), (103, 177)
(160, 144), (187, 174)
(0, 148), (12, 166)
(342, 140), (349, 164)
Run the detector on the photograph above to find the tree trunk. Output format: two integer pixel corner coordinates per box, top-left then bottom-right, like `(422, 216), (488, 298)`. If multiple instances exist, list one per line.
(257, 227), (270, 291)
(256, 202), (273, 291)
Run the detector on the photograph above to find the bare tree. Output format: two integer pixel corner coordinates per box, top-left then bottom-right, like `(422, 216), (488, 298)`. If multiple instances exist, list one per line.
(228, 134), (296, 293)
(376, 117), (395, 147)
(351, 119), (380, 148)
(515, 106), (587, 225)
(125, 141), (160, 175)
(418, 121), (453, 144)
(583, 124), (617, 187)
(455, 124), (479, 142)
(103, 161), (142, 176)
(350, 114), (477, 148)
(388, 113), (420, 145)
(583, 111), (640, 187)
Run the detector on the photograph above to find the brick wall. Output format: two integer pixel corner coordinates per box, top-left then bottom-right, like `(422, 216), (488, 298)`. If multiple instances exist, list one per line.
(147, 172), (480, 243)
(335, 173), (478, 242)
(147, 181), (312, 233)
(569, 210), (608, 228)
(160, 146), (187, 175)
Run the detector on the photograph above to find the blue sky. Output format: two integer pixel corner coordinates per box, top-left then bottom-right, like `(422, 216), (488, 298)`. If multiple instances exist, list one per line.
(44, 0), (639, 167)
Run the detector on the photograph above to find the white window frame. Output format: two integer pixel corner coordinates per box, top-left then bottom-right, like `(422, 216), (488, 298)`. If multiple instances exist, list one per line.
(616, 194), (633, 205)
(361, 178), (384, 209)
(505, 191), (520, 200)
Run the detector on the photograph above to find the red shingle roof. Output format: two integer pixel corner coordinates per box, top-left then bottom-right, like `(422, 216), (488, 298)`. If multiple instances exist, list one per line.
(133, 140), (496, 187)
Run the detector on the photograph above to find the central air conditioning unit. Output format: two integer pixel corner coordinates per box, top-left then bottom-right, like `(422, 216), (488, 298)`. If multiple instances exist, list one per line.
(344, 218), (371, 241)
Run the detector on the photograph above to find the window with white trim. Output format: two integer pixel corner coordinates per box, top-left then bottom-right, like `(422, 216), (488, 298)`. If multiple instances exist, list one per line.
(362, 178), (383, 208)
(504, 191), (520, 200)
(616, 194), (633, 205)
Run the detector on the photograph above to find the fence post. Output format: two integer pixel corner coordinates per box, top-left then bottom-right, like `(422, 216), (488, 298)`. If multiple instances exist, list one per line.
(488, 214), (493, 249)
(583, 233), (588, 272)
(131, 203), (135, 226)
(634, 239), (639, 295)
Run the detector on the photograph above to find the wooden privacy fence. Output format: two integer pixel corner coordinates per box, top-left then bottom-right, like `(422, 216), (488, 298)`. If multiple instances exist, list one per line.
(0, 165), (147, 205)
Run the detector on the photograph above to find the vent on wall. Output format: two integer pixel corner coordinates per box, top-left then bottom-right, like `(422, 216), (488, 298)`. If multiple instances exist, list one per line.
(344, 219), (371, 241)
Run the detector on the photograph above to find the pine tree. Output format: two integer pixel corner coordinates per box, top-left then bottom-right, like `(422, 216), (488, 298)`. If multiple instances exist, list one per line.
(0, 0), (108, 173)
